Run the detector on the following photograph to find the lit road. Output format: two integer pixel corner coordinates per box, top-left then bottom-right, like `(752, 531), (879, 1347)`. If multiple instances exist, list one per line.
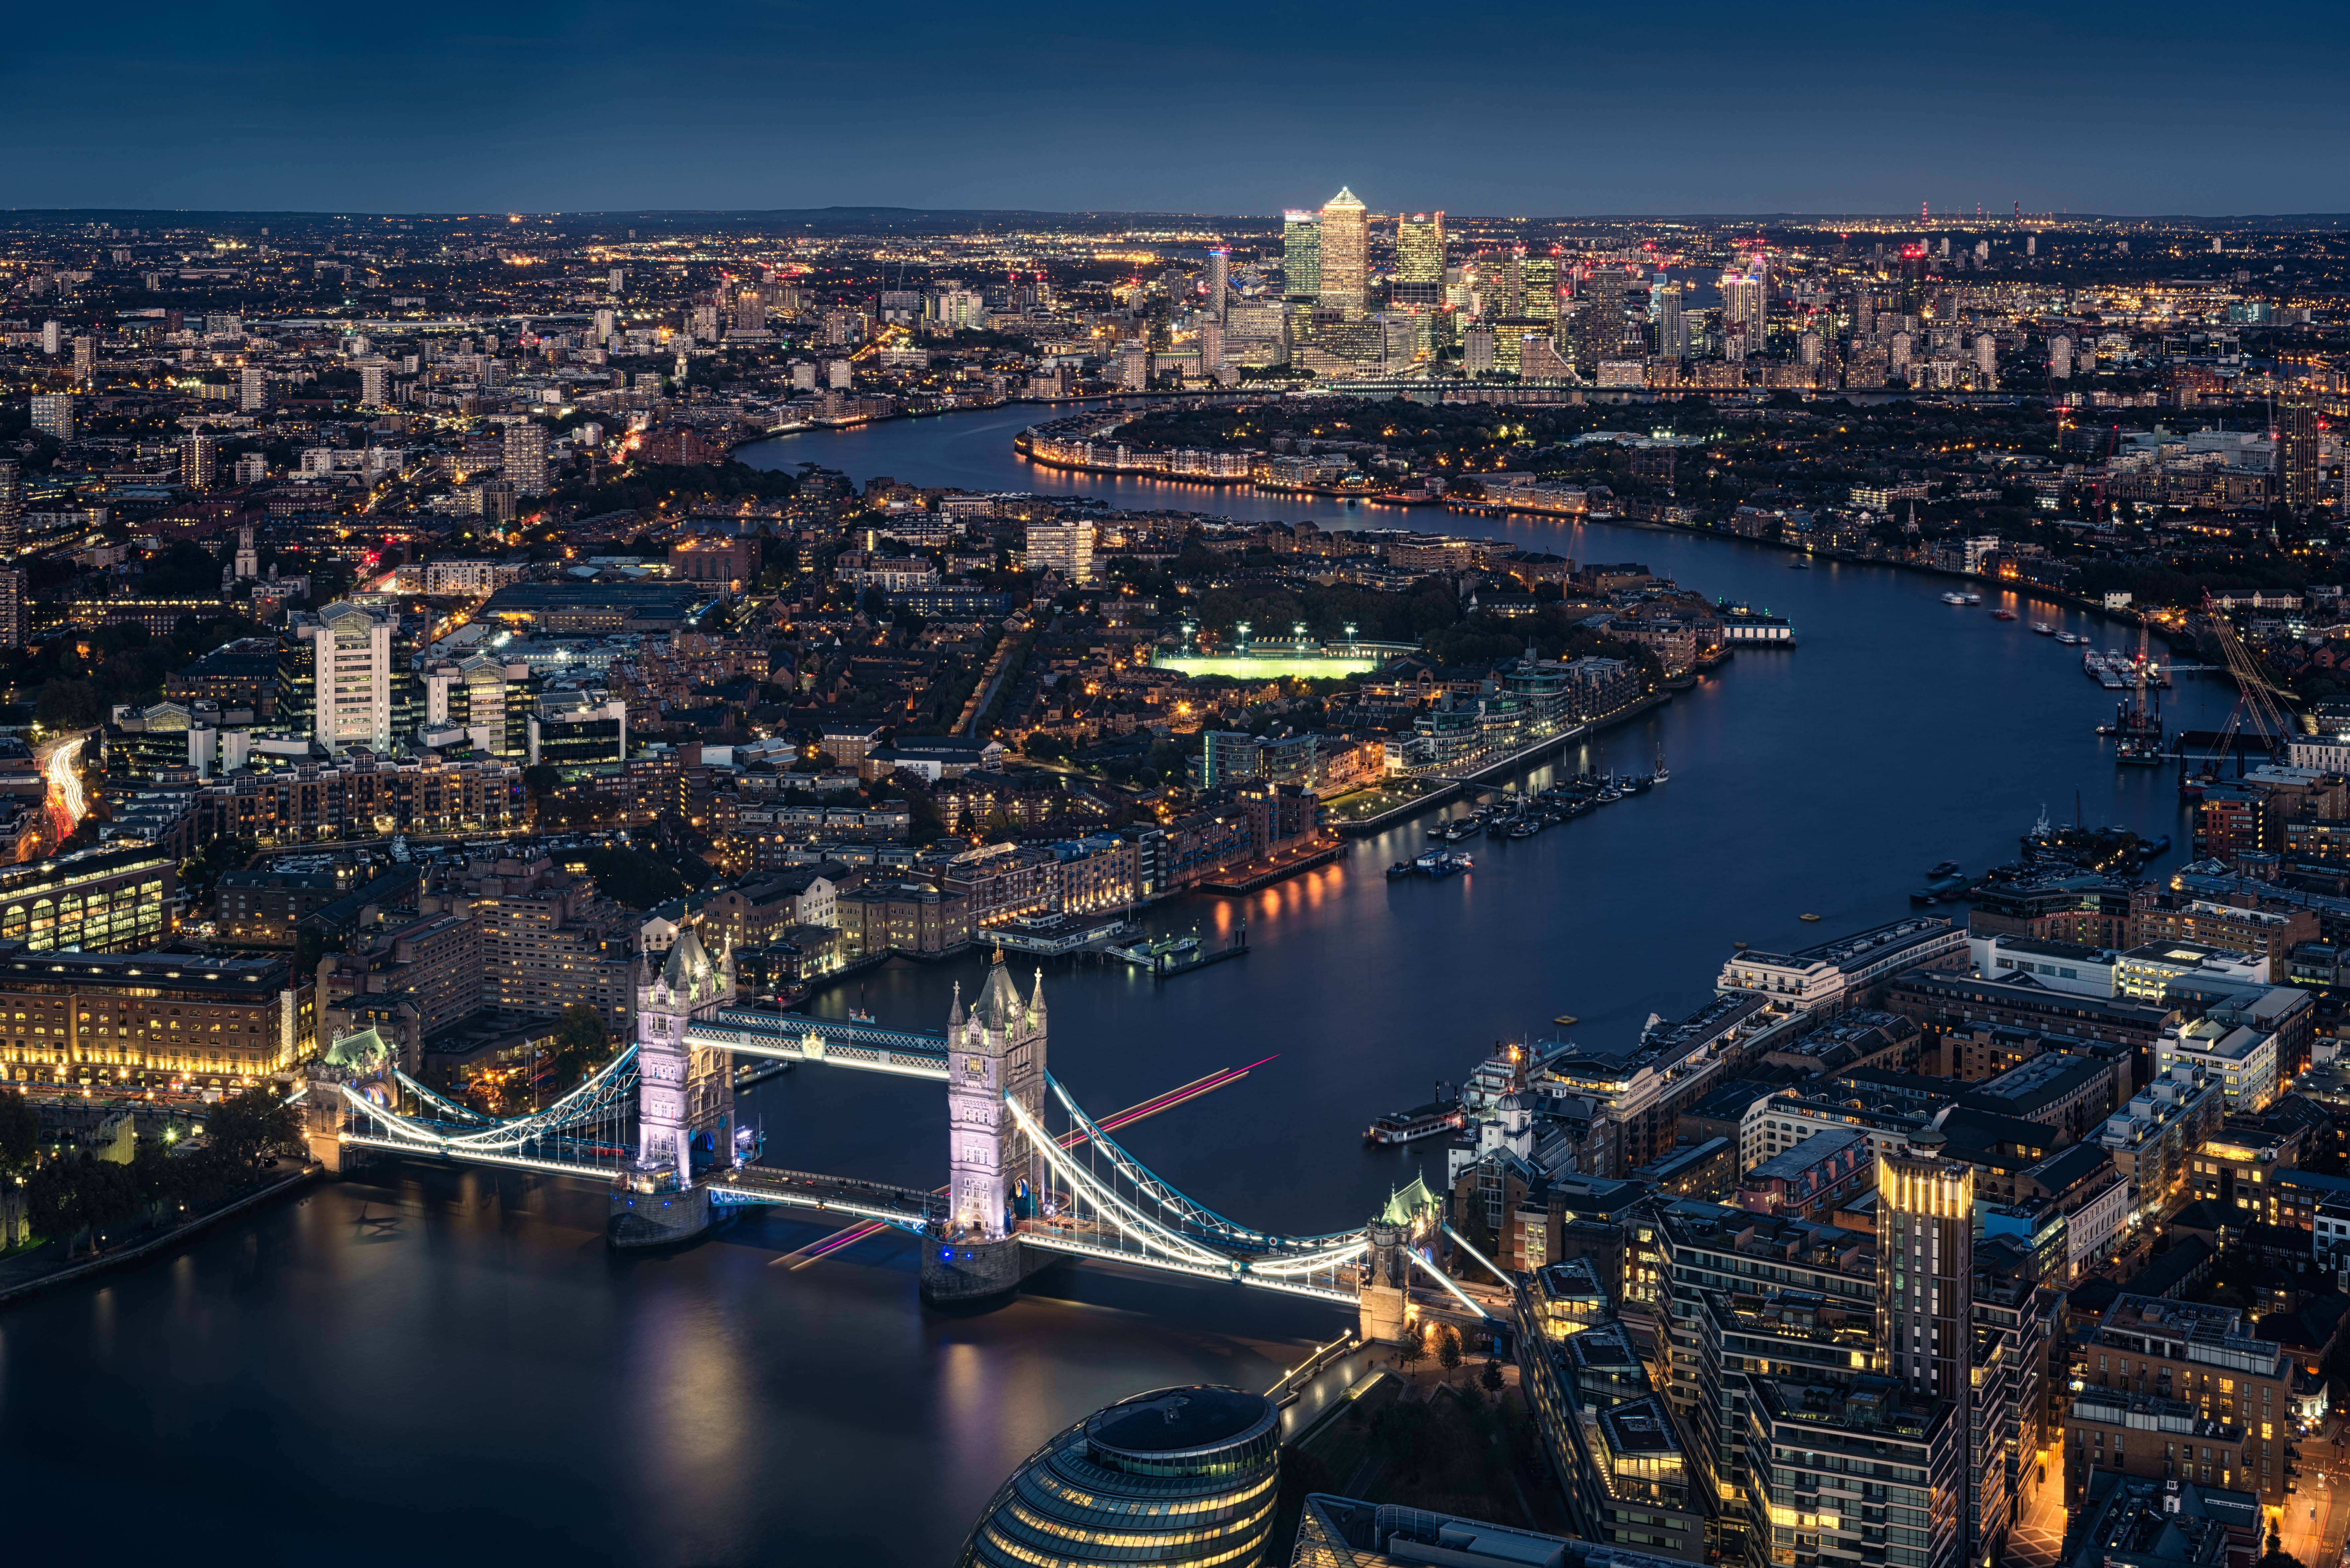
(2279, 1424), (2349, 1568)
(2006, 1445), (2065, 1568)
(41, 732), (89, 842)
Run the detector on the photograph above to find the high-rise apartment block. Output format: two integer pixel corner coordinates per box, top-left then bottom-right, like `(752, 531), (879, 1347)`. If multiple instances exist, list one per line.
(72, 335), (95, 385)
(0, 568), (26, 647)
(180, 433), (217, 490)
(503, 420), (549, 496)
(1205, 247), (1229, 321)
(358, 362), (391, 407)
(0, 460), (19, 557)
(1880, 1134), (1973, 1399)
(301, 601), (394, 755)
(2280, 385), (2320, 513)
(30, 394), (74, 441)
(1721, 274), (1765, 361)
(1024, 519), (1095, 584)
(1653, 283), (1687, 359)
(40, 320), (61, 355)
(240, 365), (269, 411)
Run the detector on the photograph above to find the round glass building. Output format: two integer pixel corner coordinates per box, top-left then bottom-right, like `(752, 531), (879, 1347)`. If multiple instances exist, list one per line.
(957, 1384), (1282, 1567)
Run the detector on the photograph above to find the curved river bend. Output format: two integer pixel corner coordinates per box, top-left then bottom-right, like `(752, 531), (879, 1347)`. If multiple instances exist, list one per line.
(0, 405), (2234, 1565)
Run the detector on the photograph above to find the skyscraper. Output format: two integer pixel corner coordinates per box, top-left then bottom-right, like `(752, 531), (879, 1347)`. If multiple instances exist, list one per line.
(1317, 187), (1367, 313)
(1586, 269), (1632, 368)
(1397, 213), (1445, 284)
(1522, 256), (1560, 324)
(1720, 273), (1764, 361)
(1652, 280), (1686, 359)
(504, 421), (549, 497)
(1205, 247), (1229, 322)
(1282, 211), (1321, 303)
(2280, 385), (2321, 513)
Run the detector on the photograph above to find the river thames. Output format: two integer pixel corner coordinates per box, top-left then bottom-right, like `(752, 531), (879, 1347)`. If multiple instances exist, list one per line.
(0, 403), (2241, 1564)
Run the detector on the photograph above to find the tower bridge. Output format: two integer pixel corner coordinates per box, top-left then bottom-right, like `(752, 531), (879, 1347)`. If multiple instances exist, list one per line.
(303, 929), (1487, 1338)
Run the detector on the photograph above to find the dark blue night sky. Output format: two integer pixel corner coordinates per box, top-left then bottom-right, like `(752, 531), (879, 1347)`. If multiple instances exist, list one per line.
(6, 0), (2344, 214)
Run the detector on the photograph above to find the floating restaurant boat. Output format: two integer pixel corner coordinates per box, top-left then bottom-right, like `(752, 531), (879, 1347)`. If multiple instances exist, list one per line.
(1363, 1101), (1466, 1146)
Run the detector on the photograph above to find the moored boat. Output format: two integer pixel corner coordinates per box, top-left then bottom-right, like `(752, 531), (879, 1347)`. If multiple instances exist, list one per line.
(1364, 1101), (1466, 1146)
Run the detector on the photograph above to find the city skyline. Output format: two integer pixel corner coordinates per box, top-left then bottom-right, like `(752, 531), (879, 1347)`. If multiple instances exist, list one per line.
(6, 0), (2348, 216)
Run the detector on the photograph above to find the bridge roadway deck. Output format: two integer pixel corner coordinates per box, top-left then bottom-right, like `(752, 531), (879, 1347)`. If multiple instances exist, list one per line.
(686, 1008), (949, 1079)
(710, 1164), (948, 1229)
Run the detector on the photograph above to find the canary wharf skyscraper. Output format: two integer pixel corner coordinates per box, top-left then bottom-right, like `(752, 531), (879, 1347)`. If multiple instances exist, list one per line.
(1317, 187), (1367, 313)
(1397, 213), (1444, 285)
(1282, 211), (1321, 304)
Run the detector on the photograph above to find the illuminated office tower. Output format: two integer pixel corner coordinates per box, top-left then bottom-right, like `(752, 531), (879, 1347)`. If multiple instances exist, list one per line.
(1397, 213), (1445, 284)
(1720, 273), (1764, 360)
(1317, 187), (1367, 313)
(1493, 250), (1525, 318)
(1282, 211), (1321, 303)
(1205, 247), (1229, 321)
(504, 421), (549, 497)
(1878, 1132), (1973, 1400)
(2280, 385), (2321, 513)
(1652, 279), (1686, 358)
(1521, 256), (1559, 324)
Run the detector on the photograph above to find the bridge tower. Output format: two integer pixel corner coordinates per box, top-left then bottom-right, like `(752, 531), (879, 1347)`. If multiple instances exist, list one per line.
(922, 946), (1050, 1304)
(609, 926), (736, 1248)
(1358, 1179), (1432, 1344)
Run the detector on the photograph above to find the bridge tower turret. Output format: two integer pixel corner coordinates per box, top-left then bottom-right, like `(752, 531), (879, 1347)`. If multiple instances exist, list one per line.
(609, 926), (736, 1248)
(922, 946), (1051, 1304)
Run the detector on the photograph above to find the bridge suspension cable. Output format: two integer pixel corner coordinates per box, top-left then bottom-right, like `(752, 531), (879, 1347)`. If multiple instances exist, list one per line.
(1042, 1073), (1361, 1252)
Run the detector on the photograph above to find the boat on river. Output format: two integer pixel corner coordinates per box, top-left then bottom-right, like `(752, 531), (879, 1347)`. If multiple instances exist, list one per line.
(1364, 1101), (1465, 1146)
(1941, 592), (1969, 605)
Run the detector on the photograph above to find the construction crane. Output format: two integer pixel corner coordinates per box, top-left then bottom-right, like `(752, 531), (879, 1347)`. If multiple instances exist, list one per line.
(2187, 590), (2296, 794)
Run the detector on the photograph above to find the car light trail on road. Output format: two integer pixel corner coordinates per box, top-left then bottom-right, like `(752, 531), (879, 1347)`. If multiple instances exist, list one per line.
(44, 734), (87, 841)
